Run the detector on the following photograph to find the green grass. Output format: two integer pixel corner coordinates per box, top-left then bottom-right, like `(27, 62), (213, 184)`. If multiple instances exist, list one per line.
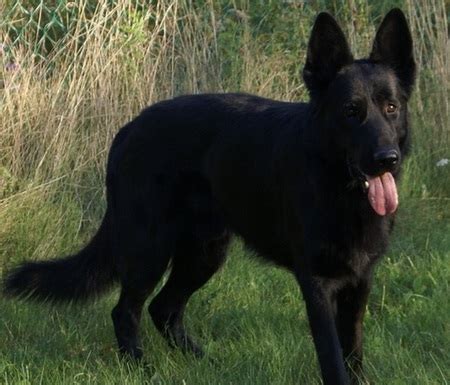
(1, 0), (449, 384)
(0, 199), (449, 384)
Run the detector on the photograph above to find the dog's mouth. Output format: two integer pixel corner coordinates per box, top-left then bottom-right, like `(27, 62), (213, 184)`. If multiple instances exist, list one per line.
(347, 159), (398, 216)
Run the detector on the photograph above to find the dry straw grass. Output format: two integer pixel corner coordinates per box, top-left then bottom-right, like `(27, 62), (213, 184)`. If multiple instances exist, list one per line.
(0, 0), (448, 215)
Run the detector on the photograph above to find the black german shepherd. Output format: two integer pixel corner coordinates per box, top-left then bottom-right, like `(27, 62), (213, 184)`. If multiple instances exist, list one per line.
(4, 8), (415, 385)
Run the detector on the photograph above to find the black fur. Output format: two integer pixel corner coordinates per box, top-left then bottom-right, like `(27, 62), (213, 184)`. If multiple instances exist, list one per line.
(3, 9), (415, 385)
(4, 213), (117, 301)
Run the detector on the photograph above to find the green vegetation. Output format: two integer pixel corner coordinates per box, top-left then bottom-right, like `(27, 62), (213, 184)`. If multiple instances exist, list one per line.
(1, 0), (448, 384)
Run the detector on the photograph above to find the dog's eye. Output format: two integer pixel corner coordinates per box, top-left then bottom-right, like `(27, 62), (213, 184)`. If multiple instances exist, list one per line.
(344, 102), (358, 117)
(386, 103), (397, 114)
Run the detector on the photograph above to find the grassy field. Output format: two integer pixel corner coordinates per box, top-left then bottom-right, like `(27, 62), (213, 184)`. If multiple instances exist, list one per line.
(1, 0), (449, 384)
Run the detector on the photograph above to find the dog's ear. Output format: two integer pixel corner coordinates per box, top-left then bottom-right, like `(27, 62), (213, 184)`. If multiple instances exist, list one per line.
(370, 8), (416, 97)
(303, 12), (353, 96)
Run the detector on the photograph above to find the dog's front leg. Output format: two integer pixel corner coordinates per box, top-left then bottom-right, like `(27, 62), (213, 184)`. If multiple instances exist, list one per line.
(335, 275), (373, 384)
(296, 272), (350, 385)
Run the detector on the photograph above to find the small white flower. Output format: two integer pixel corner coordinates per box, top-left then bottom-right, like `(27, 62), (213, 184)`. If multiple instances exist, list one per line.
(436, 158), (449, 167)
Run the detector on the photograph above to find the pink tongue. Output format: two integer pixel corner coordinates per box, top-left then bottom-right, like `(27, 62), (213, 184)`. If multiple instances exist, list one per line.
(367, 172), (398, 216)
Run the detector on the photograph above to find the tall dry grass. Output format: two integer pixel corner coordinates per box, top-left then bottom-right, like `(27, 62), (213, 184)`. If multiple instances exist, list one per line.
(1, 1), (214, 187)
(0, 0), (448, 261)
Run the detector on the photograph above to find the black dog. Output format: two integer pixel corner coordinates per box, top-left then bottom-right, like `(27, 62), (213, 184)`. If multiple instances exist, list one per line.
(4, 8), (415, 385)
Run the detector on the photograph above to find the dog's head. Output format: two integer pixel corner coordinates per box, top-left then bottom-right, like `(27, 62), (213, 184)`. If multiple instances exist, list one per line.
(303, 9), (416, 215)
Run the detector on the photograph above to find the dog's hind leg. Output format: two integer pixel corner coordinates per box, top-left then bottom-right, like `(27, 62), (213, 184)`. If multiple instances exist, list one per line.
(111, 226), (174, 359)
(148, 232), (230, 356)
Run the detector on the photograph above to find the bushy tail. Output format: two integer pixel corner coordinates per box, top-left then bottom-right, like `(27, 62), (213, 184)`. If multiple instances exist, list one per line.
(3, 212), (117, 302)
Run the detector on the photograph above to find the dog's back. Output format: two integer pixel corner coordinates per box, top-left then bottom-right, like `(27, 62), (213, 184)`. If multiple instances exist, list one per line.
(107, 93), (307, 259)
(110, 93), (303, 179)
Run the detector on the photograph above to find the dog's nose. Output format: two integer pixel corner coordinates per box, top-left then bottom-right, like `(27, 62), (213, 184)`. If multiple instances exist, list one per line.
(374, 149), (399, 170)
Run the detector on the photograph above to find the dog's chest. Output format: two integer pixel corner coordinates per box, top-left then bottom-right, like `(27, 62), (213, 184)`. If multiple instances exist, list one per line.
(311, 212), (390, 278)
